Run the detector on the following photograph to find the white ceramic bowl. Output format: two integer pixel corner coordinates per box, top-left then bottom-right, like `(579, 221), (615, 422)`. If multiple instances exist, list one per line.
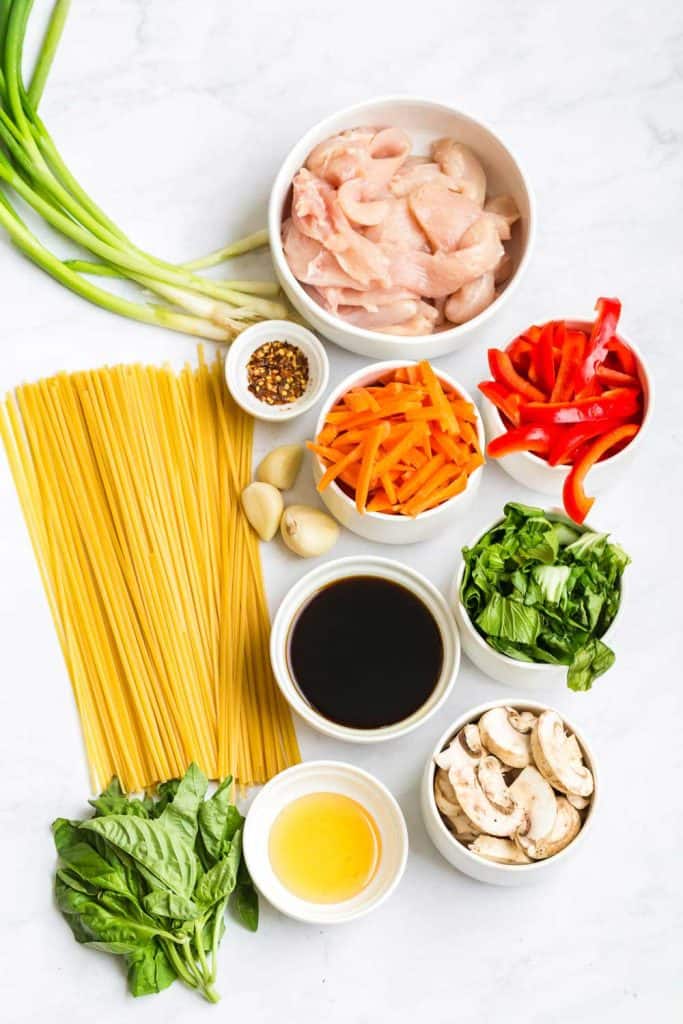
(225, 320), (330, 422)
(420, 699), (599, 886)
(481, 321), (653, 496)
(451, 510), (624, 688)
(243, 760), (408, 923)
(311, 360), (485, 544)
(268, 95), (535, 360)
(270, 555), (460, 742)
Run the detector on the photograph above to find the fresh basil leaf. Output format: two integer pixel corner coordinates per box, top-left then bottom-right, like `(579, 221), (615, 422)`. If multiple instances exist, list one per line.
(159, 762), (208, 846)
(143, 890), (203, 921)
(81, 814), (199, 898)
(127, 943), (176, 997)
(233, 861), (258, 932)
(57, 841), (132, 898)
(195, 831), (242, 906)
(146, 779), (180, 818)
(55, 879), (164, 948)
(198, 776), (243, 865)
(89, 778), (149, 818)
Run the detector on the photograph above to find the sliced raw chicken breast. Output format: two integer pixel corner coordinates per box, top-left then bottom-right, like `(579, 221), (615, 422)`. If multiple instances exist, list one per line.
(337, 178), (389, 226)
(337, 299), (419, 329)
(305, 127), (376, 185)
(376, 302), (439, 336)
(365, 196), (430, 252)
(283, 219), (363, 289)
(408, 182), (481, 252)
(431, 138), (487, 206)
(315, 285), (419, 313)
(444, 272), (495, 324)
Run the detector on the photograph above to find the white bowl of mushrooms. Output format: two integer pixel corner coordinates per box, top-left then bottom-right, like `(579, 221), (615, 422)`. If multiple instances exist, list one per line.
(420, 700), (598, 885)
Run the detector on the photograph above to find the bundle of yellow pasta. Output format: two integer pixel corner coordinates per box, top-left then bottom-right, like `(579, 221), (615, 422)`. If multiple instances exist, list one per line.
(0, 351), (300, 792)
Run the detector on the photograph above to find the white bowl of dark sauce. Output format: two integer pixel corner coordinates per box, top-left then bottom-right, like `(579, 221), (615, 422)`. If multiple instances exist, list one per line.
(270, 555), (460, 742)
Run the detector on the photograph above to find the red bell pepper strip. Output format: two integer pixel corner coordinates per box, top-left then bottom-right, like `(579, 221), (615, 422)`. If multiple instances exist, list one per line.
(533, 322), (556, 394)
(606, 337), (636, 375)
(575, 297), (621, 390)
(524, 325), (543, 342)
(478, 381), (522, 426)
(547, 418), (622, 466)
(488, 349), (546, 402)
(521, 387), (641, 425)
(487, 424), (554, 459)
(595, 365), (638, 388)
(563, 423), (640, 524)
(549, 325), (584, 402)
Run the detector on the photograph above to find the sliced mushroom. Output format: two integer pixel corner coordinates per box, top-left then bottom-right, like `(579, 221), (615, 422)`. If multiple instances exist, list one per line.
(509, 766), (557, 856)
(437, 729), (524, 837)
(477, 755), (516, 813)
(566, 792), (591, 811)
(507, 708), (537, 734)
(479, 706), (532, 768)
(518, 797), (581, 860)
(434, 770), (482, 841)
(531, 712), (594, 799)
(435, 724), (482, 771)
(469, 835), (531, 865)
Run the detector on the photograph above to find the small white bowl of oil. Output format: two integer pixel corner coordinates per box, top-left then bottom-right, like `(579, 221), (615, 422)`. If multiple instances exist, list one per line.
(243, 760), (408, 924)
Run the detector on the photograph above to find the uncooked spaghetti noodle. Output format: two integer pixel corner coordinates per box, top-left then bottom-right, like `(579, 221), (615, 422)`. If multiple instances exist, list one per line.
(0, 351), (300, 792)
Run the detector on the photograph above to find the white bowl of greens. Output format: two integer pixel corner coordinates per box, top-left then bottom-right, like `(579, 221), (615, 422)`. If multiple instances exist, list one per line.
(451, 503), (628, 690)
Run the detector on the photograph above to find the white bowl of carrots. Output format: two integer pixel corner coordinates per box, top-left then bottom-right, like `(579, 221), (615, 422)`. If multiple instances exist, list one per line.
(308, 359), (485, 544)
(478, 299), (653, 523)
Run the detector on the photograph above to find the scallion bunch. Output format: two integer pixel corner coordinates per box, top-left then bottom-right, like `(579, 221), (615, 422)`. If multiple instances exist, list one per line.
(0, 0), (285, 341)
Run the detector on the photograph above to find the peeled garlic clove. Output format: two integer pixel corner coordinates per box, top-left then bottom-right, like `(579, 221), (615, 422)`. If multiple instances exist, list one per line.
(256, 444), (304, 490)
(280, 504), (339, 558)
(241, 482), (283, 542)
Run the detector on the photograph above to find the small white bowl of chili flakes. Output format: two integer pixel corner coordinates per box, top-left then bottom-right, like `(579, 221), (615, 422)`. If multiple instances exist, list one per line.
(225, 320), (330, 422)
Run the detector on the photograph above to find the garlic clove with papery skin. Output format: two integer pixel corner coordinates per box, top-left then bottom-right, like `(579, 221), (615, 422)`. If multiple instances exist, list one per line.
(256, 444), (304, 490)
(241, 482), (283, 541)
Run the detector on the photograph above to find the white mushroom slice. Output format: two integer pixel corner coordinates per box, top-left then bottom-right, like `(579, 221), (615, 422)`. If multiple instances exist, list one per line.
(507, 708), (537, 734)
(531, 712), (594, 799)
(435, 724), (482, 771)
(440, 729), (525, 837)
(566, 792), (591, 811)
(509, 766), (557, 854)
(434, 770), (481, 840)
(479, 707), (532, 768)
(477, 755), (516, 813)
(518, 797), (581, 860)
(469, 835), (531, 865)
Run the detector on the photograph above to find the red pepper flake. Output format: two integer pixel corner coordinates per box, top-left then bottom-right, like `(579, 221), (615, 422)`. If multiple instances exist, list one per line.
(247, 341), (309, 405)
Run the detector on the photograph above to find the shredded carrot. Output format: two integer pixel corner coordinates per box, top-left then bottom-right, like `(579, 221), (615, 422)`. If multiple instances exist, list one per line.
(311, 362), (483, 516)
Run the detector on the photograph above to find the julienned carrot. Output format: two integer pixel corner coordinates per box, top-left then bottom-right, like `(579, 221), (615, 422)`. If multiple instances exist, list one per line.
(355, 422), (390, 513)
(312, 362), (482, 516)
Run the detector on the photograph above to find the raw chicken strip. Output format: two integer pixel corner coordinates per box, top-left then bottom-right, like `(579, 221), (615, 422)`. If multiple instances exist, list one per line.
(484, 194), (521, 226)
(408, 182), (482, 252)
(337, 178), (389, 226)
(387, 215), (503, 298)
(337, 299), (419, 330)
(315, 285), (419, 313)
(431, 138), (487, 206)
(365, 127), (411, 189)
(306, 127), (376, 185)
(390, 160), (447, 197)
(365, 197), (430, 252)
(282, 219), (363, 289)
(376, 302), (440, 336)
(291, 169), (390, 287)
(444, 272), (495, 324)
(494, 251), (513, 285)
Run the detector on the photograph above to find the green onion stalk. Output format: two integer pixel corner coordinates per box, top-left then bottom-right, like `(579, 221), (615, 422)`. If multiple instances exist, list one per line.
(0, 0), (284, 342)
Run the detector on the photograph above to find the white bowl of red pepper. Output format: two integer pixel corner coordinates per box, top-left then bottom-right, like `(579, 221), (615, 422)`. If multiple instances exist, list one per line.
(479, 301), (653, 522)
(225, 319), (330, 422)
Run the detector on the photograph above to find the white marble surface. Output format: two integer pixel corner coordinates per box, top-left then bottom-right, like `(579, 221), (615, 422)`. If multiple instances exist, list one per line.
(1, 1), (681, 1021)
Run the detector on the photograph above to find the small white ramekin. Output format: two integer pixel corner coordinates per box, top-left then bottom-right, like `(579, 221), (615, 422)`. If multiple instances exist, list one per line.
(270, 555), (460, 742)
(225, 320), (329, 422)
(243, 760), (408, 924)
(311, 360), (485, 545)
(420, 699), (599, 886)
(481, 321), (653, 496)
(268, 95), (535, 360)
(451, 510), (625, 688)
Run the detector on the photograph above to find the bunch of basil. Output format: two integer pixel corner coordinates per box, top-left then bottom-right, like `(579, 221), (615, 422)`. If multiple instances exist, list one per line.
(461, 503), (629, 690)
(53, 764), (257, 1002)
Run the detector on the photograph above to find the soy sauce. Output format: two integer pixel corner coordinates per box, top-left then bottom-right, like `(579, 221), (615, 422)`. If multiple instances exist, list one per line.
(287, 576), (443, 729)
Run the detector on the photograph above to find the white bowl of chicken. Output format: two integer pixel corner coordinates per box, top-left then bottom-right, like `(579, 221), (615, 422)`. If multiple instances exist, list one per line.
(420, 700), (598, 886)
(268, 96), (535, 360)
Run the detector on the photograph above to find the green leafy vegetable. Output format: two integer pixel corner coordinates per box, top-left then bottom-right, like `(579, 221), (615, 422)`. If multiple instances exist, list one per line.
(52, 763), (258, 1003)
(461, 502), (629, 689)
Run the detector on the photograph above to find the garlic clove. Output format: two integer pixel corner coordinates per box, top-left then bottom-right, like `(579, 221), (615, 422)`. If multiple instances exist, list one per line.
(256, 444), (304, 491)
(280, 504), (339, 558)
(241, 482), (283, 542)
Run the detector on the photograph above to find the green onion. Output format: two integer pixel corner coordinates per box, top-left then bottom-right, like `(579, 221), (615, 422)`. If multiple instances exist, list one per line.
(0, 0), (281, 342)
